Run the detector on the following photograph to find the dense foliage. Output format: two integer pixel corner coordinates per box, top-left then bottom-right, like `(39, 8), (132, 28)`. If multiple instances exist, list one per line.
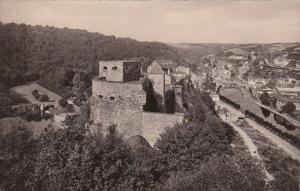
(0, 88), (271, 191)
(245, 110), (300, 149)
(281, 102), (296, 115)
(0, 121), (163, 191)
(219, 94), (241, 109)
(0, 22), (183, 91)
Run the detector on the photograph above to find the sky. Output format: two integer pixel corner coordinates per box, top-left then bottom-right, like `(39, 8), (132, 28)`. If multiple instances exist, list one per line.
(0, 0), (300, 44)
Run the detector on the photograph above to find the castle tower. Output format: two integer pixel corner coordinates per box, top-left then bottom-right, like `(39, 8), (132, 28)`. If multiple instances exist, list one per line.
(99, 60), (141, 82)
(147, 64), (165, 112)
(91, 60), (146, 138)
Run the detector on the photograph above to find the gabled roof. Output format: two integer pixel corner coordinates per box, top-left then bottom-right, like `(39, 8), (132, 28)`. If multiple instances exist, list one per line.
(154, 59), (176, 69)
(148, 63), (165, 74)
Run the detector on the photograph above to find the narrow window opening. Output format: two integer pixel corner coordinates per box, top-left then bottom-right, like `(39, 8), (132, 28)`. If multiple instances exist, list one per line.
(103, 66), (107, 70)
(109, 96), (115, 101)
(112, 66), (118, 70)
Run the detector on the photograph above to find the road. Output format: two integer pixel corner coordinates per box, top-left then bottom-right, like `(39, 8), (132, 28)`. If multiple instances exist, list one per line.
(216, 99), (300, 162)
(240, 85), (300, 128)
(216, 100), (274, 181)
(232, 77), (300, 128)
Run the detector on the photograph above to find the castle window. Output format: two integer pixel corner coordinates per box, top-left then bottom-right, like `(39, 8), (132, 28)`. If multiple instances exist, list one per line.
(125, 66), (128, 71)
(109, 96), (115, 101)
(112, 66), (118, 70)
(103, 66), (107, 71)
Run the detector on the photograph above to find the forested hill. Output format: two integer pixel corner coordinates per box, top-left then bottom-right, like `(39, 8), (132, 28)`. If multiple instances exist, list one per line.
(0, 22), (183, 89)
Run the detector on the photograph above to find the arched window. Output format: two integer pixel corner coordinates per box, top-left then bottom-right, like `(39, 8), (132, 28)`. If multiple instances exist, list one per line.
(112, 66), (118, 70)
(109, 96), (115, 101)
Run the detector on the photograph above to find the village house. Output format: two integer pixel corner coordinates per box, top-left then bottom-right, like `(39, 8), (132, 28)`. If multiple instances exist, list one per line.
(228, 55), (245, 61)
(273, 57), (290, 67)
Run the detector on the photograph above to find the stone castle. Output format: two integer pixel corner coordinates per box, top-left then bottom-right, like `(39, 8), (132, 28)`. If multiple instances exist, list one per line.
(90, 59), (184, 145)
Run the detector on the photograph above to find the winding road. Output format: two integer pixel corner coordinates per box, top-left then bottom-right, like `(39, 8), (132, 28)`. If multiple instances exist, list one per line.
(234, 77), (300, 128)
(216, 99), (300, 161)
(216, 100), (274, 181)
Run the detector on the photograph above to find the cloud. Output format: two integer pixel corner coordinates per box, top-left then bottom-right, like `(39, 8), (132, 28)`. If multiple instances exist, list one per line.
(0, 0), (299, 43)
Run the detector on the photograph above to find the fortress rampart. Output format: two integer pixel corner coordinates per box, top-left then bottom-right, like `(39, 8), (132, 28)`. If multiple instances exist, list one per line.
(90, 60), (184, 145)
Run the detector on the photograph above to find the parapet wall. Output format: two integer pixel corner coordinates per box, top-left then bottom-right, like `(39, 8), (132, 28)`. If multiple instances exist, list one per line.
(92, 79), (145, 96)
(142, 112), (184, 146)
(91, 77), (184, 146)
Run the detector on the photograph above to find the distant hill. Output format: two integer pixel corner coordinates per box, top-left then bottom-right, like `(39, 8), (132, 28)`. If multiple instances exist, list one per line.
(224, 48), (248, 56)
(0, 22), (184, 91)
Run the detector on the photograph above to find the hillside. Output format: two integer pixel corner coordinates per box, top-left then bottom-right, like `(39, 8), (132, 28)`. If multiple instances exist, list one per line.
(0, 22), (184, 92)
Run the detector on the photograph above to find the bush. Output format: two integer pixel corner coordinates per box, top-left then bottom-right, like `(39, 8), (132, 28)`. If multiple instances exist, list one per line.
(32, 89), (39, 97)
(281, 102), (296, 115)
(58, 98), (68, 107)
(245, 110), (300, 149)
(219, 94), (241, 109)
(32, 89), (39, 100)
(155, 121), (234, 171)
(38, 94), (49, 102)
(32, 90), (49, 102)
(273, 114), (296, 131)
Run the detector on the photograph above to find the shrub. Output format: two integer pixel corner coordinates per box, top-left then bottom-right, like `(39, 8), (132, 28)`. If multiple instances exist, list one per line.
(58, 98), (68, 107)
(219, 94), (241, 109)
(38, 94), (49, 102)
(32, 89), (39, 100)
(245, 110), (300, 149)
(281, 102), (296, 115)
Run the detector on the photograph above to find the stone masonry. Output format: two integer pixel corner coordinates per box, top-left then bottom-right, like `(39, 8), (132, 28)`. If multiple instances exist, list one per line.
(91, 59), (184, 145)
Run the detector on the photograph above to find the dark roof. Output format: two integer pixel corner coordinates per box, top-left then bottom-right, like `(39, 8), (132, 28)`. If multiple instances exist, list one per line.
(148, 64), (165, 74)
(100, 58), (141, 64)
(152, 60), (177, 69)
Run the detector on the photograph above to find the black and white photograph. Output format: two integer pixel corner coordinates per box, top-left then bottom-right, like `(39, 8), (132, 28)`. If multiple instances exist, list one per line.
(0, 0), (299, 190)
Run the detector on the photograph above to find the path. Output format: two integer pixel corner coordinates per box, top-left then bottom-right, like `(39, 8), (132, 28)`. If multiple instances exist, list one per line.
(216, 101), (274, 181)
(233, 77), (300, 128)
(217, 99), (300, 161)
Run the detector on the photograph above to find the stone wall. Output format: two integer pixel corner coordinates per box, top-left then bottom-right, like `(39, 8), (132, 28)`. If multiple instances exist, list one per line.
(99, 61), (124, 82)
(91, 63), (184, 146)
(99, 60), (141, 82)
(123, 61), (141, 81)
(91, 79), (146, 138)
(141, 112), (184, 146)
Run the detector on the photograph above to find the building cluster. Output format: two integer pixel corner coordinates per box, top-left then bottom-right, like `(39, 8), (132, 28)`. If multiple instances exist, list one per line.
(90, 59), (194, 145)
(211, 49), (300, 118)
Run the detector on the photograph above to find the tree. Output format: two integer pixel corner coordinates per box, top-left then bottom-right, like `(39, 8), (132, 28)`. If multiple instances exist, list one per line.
(32, 89), (39, 98)
(165, 90), (175, 113)
(162, 154), (266, 191)
(39, 94), (49, 102)
(155, 122), (234, 172)
(261, 107), (271, 117)
(58, 98), (68, 107)
(281, 102), (296, 115)
(0, 119), (37, 191)
(26, 124), (161, 191)
(143, 79), (159, 112)
(259, 92), (270, 106)
(183, 90), (214, 123)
